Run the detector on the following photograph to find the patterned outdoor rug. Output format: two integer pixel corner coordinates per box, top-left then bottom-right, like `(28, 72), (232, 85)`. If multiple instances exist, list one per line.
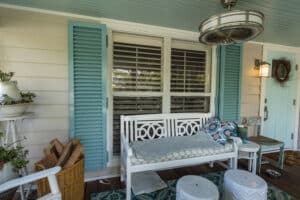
(91, 171), (296, 200)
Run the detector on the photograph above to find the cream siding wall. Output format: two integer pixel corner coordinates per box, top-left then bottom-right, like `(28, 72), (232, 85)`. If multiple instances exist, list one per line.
(240, 43), (263, 137)
(0, 8), (98, 170)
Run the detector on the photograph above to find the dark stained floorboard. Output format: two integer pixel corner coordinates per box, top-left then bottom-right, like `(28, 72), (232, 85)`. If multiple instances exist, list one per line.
(85, 161), (300, 200)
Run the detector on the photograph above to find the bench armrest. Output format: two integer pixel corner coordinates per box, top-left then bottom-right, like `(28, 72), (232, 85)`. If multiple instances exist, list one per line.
(0, 166), (61, 194)
(121, 132), (133, 157)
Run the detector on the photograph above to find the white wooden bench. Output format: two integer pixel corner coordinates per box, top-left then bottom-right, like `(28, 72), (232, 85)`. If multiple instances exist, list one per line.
(120, 113), (238, 200)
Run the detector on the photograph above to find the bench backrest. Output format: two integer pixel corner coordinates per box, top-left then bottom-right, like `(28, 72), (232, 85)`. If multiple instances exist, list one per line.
(121, 113), (212, 143)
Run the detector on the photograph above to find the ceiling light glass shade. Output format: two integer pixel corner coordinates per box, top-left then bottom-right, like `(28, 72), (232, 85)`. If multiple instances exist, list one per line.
(199, 10), (264, 45)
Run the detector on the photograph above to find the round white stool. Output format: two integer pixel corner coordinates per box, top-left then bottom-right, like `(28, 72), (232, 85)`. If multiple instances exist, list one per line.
(238, 141), (260, 174)
(176, 175), (219, 200)
(223, 169), (267, 200)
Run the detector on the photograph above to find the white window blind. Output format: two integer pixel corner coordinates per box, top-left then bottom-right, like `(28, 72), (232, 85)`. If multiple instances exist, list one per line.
(171, 48), (206, 92)
(170, 41), (211, 114)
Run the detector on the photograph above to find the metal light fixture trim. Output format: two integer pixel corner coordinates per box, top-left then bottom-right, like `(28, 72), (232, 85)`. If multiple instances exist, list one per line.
(199, 1), (264, 45)
(255, 59), (271, 77)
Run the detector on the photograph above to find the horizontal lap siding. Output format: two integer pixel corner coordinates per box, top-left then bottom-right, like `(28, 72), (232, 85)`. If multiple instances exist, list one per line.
(0, 9), (71, 171)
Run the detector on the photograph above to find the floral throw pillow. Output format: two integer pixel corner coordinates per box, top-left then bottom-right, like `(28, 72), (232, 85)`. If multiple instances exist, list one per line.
(205, 120), (226, 144)
(205, 120), (238, 144)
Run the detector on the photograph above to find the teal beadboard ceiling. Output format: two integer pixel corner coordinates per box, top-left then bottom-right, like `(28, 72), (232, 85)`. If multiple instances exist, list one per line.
(1, 0), (300, 46)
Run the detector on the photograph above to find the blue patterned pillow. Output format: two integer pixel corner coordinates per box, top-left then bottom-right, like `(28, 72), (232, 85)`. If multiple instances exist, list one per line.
(205, 120), (226, 144)
(205, 120), (221, 134)
(220, 121), (238, 137)
(205, 120), (238, 144)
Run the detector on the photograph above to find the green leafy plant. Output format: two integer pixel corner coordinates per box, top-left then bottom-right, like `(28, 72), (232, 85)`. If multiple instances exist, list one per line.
(0, 133), (29, 171)
(0, 70), (14, 82)
(20, 92), (36, 103)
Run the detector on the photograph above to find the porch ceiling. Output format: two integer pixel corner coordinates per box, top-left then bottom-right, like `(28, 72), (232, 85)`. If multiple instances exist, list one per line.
(1, 0), (300, 47)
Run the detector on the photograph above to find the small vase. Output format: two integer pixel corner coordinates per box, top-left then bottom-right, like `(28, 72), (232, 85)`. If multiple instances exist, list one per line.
(0, 81), (21, 102)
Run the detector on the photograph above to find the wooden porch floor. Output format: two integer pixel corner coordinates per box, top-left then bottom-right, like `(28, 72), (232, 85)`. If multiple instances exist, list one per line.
(85, 161), (300, 200)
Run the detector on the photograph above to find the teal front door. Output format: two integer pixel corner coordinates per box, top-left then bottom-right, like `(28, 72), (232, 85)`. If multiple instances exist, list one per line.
(262, 51), (298, 148)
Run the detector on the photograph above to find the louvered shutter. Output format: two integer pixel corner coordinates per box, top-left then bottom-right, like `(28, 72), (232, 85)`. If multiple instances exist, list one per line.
(217, 44), (243, 121)
(69, 22), (107, 171)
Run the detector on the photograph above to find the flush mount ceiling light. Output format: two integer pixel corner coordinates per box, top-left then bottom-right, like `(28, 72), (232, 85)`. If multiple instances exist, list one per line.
(199, 0), (264, 45)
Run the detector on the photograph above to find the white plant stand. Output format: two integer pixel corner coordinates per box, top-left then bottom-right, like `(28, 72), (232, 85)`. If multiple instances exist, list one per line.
(238, 142), (260, 174)
(0, 112), (34, 200)
(0, 112), (33, 147)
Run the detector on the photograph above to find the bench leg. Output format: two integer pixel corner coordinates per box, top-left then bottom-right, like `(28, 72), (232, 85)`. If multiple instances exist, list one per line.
(231, 157), (238, 169)
(120, 166), (125, 182)
(126, 170), (132, 200)
(252, 153), (257, 174)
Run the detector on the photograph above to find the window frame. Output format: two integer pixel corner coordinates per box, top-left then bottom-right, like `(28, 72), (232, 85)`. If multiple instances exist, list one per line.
(106, 30), (217, 167)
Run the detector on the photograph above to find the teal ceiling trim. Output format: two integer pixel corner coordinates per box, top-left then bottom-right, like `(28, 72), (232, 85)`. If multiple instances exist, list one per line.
(2, 0), (300, 46)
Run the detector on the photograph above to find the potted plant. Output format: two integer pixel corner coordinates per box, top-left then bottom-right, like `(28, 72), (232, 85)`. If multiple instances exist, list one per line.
(0, 133), (29, 184)
(0, 70), (36, 117)
(0, 133), (29, 198)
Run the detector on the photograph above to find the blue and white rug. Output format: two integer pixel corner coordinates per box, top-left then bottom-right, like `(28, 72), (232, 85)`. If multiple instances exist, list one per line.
(91, 171), (296, 200)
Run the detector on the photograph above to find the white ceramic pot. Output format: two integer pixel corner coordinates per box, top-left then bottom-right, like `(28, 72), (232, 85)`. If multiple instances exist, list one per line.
(0, 81), (21, 102)
(0, 103), (30, 118)
(0, 162), (18, 184)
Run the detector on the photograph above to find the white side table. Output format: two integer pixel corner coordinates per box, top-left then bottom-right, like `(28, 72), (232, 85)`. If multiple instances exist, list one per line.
(238, 141), (260, 174)
(176, 175), (219, 200)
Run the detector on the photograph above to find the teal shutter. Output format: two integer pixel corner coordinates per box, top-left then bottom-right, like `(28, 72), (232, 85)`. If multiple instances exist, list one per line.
(216, 44), (243, 121)
(69, 21), (107, 171)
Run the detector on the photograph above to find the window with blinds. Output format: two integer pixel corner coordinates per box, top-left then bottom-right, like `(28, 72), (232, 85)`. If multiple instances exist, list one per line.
(113, 42), (162, 92)
(171, 48), (206, 92)
(111, 35), (212, 155)
(112, 35), (163, 154)
(170, 44), (211, 114)
(112, 96), (162, 154)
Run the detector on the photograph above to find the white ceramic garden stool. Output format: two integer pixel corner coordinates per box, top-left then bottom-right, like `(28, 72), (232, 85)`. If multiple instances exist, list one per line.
(176, 175), (219, 200)
(238, 141), (260, 174)
(223, 169), (267, 200)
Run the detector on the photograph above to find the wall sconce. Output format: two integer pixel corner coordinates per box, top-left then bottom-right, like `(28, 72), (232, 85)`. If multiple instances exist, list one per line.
(254, 59), (271, 77)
